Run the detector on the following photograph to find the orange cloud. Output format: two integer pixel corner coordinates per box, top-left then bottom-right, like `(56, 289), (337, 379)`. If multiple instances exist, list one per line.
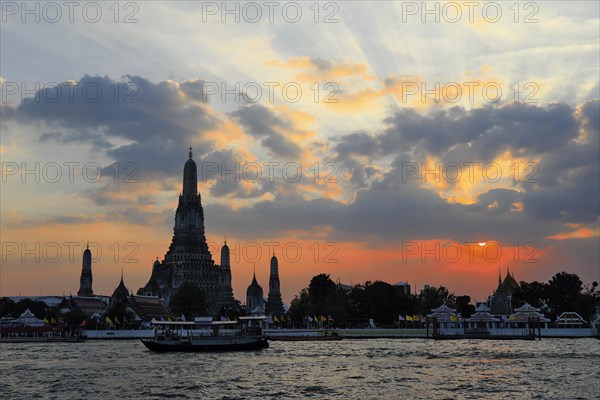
(414, 151), (538, 205)
(204, 120), (248, 149)
(323, 65), (524, 113)
(266, 57), (375, 82)
(547, 223), (600, 240)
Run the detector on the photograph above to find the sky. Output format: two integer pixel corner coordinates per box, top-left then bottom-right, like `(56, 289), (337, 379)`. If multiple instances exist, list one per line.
(1, 1), (599, 305)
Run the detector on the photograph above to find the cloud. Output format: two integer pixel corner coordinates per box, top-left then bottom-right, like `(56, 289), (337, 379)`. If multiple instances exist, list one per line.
(5, 75), (220, 179)
(207, 100), (599, 245)
(266, 57), (374, 82)
(230, 104), (303, 158)
(4, 72), (598, 248)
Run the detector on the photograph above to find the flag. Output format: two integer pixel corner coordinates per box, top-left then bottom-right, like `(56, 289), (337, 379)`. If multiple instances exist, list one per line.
(328, 315), (334, 322)
(167, 316), (173, 322)
(307, 315), (313, 322)
(274, 316), (279, 323)
(501, 315), (508, 321)
(105, 316), (113, 324)
(413, 315), (420, 322)
(320, 316), (327, 322)
(43, 318), (49, 324)
(220, 315), (228, 321)
(114, 316), (120, 325)
(51, 318), (57, 324)
(80, 320), (87, 326)
(280, 315), (286, 322)
(509, 315), (514, 321)
(398, 315), (405, 321)
(314, 316), (318, 323)
(450, 315), (459, 322)
(406, 315), (413, 321)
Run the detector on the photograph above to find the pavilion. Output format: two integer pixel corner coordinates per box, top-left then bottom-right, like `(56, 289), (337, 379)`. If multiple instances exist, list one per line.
(427, 304), (461, 329)
(466, 304), (500, 331)
(507, 303), (551, 329)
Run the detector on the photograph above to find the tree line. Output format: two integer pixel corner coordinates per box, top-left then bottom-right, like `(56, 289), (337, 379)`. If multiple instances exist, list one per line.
(287, 272), (599, 327)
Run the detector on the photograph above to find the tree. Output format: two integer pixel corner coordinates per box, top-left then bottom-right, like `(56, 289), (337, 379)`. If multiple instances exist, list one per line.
(288, 274), (350, 326)
(308, 274), (337, 301)
(307, 274), (348, 324)
(364, 281), (399, 325)
(419, 286), (455, 315)
(0, 297), (16, 317)
(455, 295), (475, 318)
(9, 299), (49, 319)
(546, 272), (583, 318)
(170, 282), (207, 320)
(289, 289), (311, 327)
(347, 285), (367, 321)
(512, 281), (547, 309)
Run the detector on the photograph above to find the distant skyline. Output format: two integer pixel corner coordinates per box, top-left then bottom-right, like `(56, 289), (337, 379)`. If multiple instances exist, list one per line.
(1, 2), (599, 304)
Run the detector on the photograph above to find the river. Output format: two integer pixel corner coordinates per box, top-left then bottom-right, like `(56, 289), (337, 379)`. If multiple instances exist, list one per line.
(1, 338), (598, 399)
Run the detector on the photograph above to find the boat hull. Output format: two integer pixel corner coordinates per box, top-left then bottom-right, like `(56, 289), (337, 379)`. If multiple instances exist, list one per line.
(268, 335), (342, 341)
(141, 337), (269, 352)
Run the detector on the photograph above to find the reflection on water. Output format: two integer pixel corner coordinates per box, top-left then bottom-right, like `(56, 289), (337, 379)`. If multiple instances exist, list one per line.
(1, 339), (598, 399)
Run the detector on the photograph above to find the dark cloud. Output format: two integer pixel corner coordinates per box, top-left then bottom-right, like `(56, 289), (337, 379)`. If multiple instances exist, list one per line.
(198, 149), (270, 199)
(38, 129), (112, 149)
(333, 131), (379, 160)
(230, 104), (302, 158)
(6, 72), (598, 245)
(332, 103), (580, 162)
(7, 75), (219, 179)
(208, 101), (599, 244)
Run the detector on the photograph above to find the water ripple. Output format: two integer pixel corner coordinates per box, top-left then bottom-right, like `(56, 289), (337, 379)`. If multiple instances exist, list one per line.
(0, 338), (598, 399)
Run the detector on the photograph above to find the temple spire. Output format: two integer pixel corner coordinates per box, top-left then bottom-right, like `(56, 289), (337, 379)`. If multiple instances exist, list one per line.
(266, 253), (284, 316)
(165, 147), (209, 259)
(182, 147), (198, 197)
(78, 244), (93, 297)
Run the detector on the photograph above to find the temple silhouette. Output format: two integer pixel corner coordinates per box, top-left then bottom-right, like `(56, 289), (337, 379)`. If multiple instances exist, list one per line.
(137, 148), (284, 315)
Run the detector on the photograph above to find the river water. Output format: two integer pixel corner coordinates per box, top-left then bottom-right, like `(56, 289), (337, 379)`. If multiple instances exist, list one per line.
(1, 338), (598, 399)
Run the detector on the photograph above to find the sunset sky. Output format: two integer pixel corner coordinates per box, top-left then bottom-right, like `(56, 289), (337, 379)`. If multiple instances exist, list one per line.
(1, 1), (599, 305)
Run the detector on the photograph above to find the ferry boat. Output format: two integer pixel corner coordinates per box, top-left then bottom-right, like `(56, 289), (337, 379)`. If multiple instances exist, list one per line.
(0, 325), (86, 343)
(141, 316), (269, 352)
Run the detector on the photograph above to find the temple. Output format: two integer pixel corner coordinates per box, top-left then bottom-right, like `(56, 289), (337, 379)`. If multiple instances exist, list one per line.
(138, 149), (238, 313)
(77, 244), (93, 297)
(110, 269), (129, 307)
(488, 268), (519, 315)
(246, 267), (265, 315)
(218, 239), (235, 308)
(265, 253), (285, 316)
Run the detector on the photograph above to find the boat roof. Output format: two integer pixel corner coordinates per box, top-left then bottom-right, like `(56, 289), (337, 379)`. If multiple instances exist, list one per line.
(151, 320), (242, 326)
(152, 320), (196, 326)
(211, 320), (239, 326)
(238, 315), (267, 320)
